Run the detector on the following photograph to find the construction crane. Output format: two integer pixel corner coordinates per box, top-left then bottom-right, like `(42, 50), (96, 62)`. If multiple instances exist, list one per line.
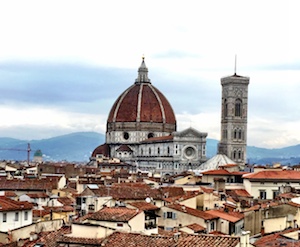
(0, 143), (31, 165)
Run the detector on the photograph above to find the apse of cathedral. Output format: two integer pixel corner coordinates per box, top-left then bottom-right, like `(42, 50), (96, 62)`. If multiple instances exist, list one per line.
(91, 58), (249, 174)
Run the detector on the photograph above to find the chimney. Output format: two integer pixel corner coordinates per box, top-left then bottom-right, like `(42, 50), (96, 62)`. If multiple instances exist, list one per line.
(240, 231), (250, 246)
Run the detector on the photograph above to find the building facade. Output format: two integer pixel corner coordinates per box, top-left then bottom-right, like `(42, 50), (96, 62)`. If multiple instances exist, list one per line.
(92, 58), (207, 174)
(218, 73), (250, 167)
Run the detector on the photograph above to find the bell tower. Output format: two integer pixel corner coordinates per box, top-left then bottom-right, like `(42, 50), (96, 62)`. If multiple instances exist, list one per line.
(218, 72), (250, 168)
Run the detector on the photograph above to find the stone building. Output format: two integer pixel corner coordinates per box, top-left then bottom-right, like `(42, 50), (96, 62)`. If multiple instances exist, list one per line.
(91, 58), (207, 175)
(218, 72), (250, 167)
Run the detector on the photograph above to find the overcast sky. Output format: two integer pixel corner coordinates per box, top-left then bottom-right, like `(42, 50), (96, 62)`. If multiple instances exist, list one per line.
(0, 0), (299, 149)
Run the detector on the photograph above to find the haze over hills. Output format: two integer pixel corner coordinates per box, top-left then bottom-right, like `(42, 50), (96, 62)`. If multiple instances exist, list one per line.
(0, 132), (300, 165)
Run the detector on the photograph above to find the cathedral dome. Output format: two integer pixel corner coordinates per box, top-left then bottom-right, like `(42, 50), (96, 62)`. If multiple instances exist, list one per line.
(107, 58), (176, 133)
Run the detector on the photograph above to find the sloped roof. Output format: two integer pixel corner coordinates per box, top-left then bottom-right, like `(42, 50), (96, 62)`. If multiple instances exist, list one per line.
(116, 144), (133, 152)
(100, 232), (240, 247)
(0, 196), (33, 211)
(253, 227), (300, 247)
(194, 154), (236, 172)
(184, 223), (206, 232)
(0, 178), (58, 191)
(243, 170), (300, 180)
(80, 186), (163, 200)
(128, 201), (159, 211)
(86, 206), (141, 222)
(167, 204), (218, 220)
(205, 209), (244, 223)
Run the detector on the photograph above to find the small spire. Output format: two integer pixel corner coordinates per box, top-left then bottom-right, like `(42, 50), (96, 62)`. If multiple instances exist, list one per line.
(135, 56), (151, 84)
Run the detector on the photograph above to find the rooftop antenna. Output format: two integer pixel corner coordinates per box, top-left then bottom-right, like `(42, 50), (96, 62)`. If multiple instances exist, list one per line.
(234, 54), (237, 75)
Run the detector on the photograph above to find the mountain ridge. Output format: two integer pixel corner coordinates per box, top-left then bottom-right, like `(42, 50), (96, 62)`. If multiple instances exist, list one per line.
(0, 132), (299, 165)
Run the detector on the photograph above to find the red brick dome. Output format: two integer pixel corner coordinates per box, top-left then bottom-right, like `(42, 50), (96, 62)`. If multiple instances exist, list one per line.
(107, 58), (176, 133)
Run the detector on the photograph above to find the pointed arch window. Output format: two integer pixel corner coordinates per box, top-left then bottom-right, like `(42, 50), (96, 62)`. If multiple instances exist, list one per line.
(238, 151), (242, 159)
(233, 151), (237, 159)
(235, 99), (242, 117)
(234, 129), (237, 139)
(224, 99), (228, 117)
(238, 130), (242, 139)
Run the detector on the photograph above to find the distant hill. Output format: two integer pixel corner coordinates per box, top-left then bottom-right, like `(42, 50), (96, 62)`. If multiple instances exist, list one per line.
(0, 132), (105, 162)
(0, 132), (300, 165)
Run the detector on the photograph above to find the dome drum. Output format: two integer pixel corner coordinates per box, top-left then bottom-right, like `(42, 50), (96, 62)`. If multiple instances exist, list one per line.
(107, 122), (176, 133)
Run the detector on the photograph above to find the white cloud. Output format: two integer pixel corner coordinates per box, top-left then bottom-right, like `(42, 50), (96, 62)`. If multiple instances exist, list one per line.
(0, 0), (299, 148)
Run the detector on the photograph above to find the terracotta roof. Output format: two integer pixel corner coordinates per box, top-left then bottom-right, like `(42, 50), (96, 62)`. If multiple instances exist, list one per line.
(243, 170), (300, 180)
(100, 232), (240, 247)
(226, 189), (252, 198)
(0, 196), (33, 211)
(201, 170), (231, 175)
(107, 60), (176, 126)
(243, 201), (280, 212)
(0, 178), (58, 191)
(3, 191), (17, 197)
(33, 209), (50, 217)
(253, 227), (300, 247)
(184, 223), (206, 232)
(288, 201), (300, 208)
(26, 192), (49, 198)
(43, 205), (74, 212)
(58, 236), (103, 245)
(91, 143), (110, 157)
(278, 192), (300, 199)
(116, 144), (133, 152)
(164, 191), (201, 203)
(86, 206), (141, 222)
(141, 135), (174, 143)
(80, 186), (163, 200)
(57, 197), (75, 206)
(200, 186), (214, 194)
(167, 204), (218, 220)
(22, 226), (71, 247)
(101, 231), (176, 247)
(128, 201), (159, 211)
(202, 170), (248, 176)
(160, 187), (185, 197)
(219, 164), (238, 167)
(205, 209), (244, 223)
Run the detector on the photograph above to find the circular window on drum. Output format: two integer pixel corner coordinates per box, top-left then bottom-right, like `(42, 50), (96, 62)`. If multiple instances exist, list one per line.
(123, 132), (129, 140)
(184, 146), (196, 159)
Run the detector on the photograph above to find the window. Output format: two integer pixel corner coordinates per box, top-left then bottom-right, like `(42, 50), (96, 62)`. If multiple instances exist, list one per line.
(164, 212), (177, 219)
(273, 190), (279, 199)
(238, 151), (242, 159)
(3, 213), (6, 222)
(158, 147), (160, 155)
(238, 130), (242, 139)
(15, 212), (19, 221)
(24, 211), (28, 220)
(149, 148), (151, 155)
(235, 99), (242, 117)
(224, 99), (228, 117)
(260, 190), (267, 200)
(148, 133), (154, 139)
(233, 151), (237, 159)
(123, 132), (129, 140)
(167, 147), (170, 155)
(210, 221), (215, 231)
(117, 223), (124, 227)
